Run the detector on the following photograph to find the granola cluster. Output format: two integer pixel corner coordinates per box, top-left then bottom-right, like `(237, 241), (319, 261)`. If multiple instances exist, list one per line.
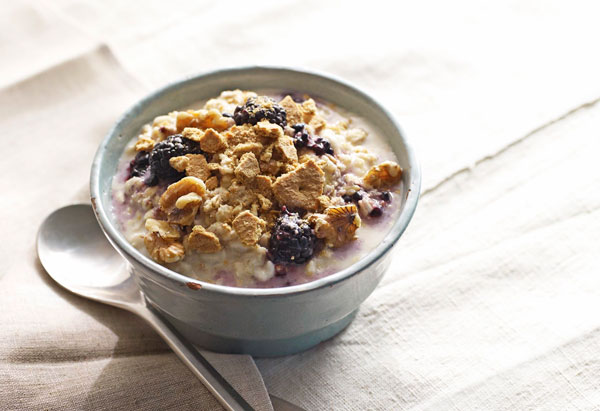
(121, 90), (403, 283)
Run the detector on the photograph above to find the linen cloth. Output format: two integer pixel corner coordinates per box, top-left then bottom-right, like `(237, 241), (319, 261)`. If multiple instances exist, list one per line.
(1, 1), (600, 409)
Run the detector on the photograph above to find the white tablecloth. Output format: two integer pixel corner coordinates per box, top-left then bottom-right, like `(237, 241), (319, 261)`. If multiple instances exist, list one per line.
(2, 1), (600, 409)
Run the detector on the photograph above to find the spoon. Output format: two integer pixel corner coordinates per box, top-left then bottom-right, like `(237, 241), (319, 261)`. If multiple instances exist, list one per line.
(37, 204), (300, 411)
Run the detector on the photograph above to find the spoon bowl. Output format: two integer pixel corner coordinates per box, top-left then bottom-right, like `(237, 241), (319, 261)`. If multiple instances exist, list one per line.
(37, 204), (139, 309)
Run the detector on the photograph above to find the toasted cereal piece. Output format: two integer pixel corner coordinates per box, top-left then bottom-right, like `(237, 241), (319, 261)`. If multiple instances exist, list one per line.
(254, 121), (284, 139)
(205, 176), (219, 191)
(279, 96), (303, 125)
(224, 124), (260, 146)
(181, 127), (203, 142)
(254, 175), (273, 197)
(272, 160), (325, 211)
(169, 156), (189, 172)
(169, 154), (211, 181)
(274, 134), (298, 163)
(260, 143), (274, 162)
(300, 99), (326, 131)
(232, 210), (266, 246)
(199, 128), (227, 153)
(185, 225), (221, 253)
(256, 194), (272, 211)
(233, 142), (263, 157)
(316, 195), (332, 210)
(235, 152), (260, 183)
(185, 154), (211, 181)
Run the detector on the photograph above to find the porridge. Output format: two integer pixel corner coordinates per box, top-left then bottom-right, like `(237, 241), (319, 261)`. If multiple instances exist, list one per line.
(112, 90), (403, 288)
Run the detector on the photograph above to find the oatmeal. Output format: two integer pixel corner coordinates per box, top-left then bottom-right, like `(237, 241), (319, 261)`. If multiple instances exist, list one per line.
(112, 90), (404, 288)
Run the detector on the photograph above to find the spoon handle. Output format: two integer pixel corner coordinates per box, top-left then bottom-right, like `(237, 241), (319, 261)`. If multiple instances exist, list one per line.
(137, 304), (255, 411)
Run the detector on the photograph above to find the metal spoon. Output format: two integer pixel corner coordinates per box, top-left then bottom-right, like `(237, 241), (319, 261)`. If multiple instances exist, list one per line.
(36, 204), (301, 411)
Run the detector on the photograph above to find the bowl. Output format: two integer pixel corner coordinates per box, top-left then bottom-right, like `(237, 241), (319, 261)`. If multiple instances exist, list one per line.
(90, 66), (420, 357)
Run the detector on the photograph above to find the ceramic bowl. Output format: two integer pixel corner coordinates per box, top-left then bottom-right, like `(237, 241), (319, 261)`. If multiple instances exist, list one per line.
(90, 66), (420, 357)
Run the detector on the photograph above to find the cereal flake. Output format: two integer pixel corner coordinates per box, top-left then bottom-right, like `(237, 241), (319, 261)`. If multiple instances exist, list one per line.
(235, 152), (260, 182)
(272, 159), (325, 211)
(185, 225), (222, 253)
(200, 128), (227, 153)
(232, 211), (266, 246)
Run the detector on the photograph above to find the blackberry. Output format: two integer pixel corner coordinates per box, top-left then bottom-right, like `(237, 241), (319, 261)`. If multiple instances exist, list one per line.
(369, 206), (383, 218)
(233, 96), (287, 128)
(268, 207), (317, 265)
(129, 151), (150, 179)
(368, 192), (392, 217)
(291, 124), (307, 146)
(147, 134), (203, 185)
(311, 137), (333, 155)
(348, 191), (387, 218)
(291, 123), (333, 156)
(342, 190), (364, 204)
(352, 190), (364, 202)
(292, 123), (310, 149)
(380, 191), (392, 202)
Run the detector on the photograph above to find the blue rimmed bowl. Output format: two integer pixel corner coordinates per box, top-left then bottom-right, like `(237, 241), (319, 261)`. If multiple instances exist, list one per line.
(90, 66), (420, 357)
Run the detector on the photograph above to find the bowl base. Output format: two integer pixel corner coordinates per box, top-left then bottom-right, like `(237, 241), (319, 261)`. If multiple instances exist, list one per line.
(163, 309), (358, 357)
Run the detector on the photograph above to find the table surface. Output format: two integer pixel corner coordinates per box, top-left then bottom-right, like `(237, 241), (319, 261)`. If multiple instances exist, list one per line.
(1, 1), (600, 410)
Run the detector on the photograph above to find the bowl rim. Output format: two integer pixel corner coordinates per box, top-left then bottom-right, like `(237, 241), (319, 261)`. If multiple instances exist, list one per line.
(90, 65), (421, 297)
